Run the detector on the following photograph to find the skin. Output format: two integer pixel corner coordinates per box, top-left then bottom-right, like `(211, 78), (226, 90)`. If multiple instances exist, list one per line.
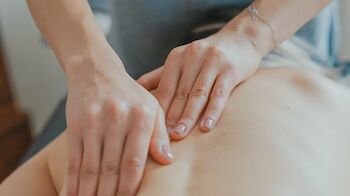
(1, 67), (349, 196)
(25, 0), (332, 195)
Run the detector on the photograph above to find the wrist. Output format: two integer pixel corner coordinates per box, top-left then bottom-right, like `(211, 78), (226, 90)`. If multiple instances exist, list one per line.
(64, 45), (126, 84)
(221, 11), (276, 55)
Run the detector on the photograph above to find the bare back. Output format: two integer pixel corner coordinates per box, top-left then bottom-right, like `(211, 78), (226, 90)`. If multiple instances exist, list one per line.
(1, 67), (349, 196)
(137, 68), (350, 196)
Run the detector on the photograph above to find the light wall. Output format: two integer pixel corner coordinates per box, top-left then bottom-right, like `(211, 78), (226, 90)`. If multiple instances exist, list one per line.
(0, 0), (349, 136)
(0, 0), (66, 135)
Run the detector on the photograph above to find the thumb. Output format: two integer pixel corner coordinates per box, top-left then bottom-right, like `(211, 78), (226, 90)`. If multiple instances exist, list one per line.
(149, 108), (174, 165)
(137, 66), (164, 90)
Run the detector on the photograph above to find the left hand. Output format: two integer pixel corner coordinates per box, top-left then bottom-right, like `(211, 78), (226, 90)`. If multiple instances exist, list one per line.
(137, 30), (263, 140)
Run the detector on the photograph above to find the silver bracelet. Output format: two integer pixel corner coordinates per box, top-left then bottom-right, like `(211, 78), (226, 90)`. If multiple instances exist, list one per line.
(248, 6), (278, 48)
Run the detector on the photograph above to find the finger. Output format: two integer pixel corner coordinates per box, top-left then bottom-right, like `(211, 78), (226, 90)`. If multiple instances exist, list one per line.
(150, 108), (174, 164)
(97, 135), (125, 196)
(117, 107), (155, 196)
(137, 66), (164, 90)
(154, 47), (184, 114)
(66, 132), (83, 196)
(200, 71), (238, 132)
(168, 42), (205, 139)
(172, 60), (219, 140)
(97, 105), (128, 196)
(78, 131), (103, 196)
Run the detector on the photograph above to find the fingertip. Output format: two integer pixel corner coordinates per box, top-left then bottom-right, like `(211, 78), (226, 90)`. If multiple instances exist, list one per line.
(199, 125), (211, 133)
(169, 123), (188, 141)
(151, 110), (175, 164)
(169, 130), (186, 141)
(199, 117), (214, 133)
(150, 142), (175, 165)
(160, 144), (175, 163)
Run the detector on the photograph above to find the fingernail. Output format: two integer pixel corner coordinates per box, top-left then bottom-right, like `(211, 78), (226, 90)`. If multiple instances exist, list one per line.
(161, 145), (175, 160)
(201, 117), (214, 131)
(173, 123), (186, 135)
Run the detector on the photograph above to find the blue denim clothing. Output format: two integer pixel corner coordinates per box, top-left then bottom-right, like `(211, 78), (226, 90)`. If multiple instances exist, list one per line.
(295, 1), (340, 67)
(89, 0), (340, 79)
(88, 0), (109, 12)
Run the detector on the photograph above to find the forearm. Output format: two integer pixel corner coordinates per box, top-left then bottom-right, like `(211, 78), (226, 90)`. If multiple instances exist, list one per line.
(27, 0), (119, 74)
(222, 0), (332, 55)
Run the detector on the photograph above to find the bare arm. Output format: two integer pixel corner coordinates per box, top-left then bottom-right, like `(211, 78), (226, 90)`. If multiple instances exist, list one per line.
(223, 0), (332, 54)
(26, 1), (173, 196)
(26, 0), (111, 69)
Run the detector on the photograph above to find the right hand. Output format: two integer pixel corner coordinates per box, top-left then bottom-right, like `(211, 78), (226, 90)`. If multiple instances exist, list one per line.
(64, 49), (174, 196)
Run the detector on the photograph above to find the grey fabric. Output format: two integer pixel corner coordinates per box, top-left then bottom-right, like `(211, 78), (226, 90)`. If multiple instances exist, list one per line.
(108, 0), (251, 79)
(108, 0), (340, 80)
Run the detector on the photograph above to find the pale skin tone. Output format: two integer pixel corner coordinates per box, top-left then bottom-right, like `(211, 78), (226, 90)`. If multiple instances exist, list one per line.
(26, 0), (332, 195)
(1, 67), (350, 196)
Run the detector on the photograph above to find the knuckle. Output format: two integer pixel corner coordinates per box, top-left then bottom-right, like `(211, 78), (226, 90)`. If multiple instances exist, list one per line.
(66, 187), (78, 196)
(168, 48), (181, 59)
(80, 163), (99, 178)
(166, 114), (179, 126)
(86, 104), (98, 117)
(190, 85), (208, 98)
(66, 190), (76, 196)
(155, 85), (173, 98)
(166, 119), (176, 127)
(101, 161), (120, 176)
(85, 105), (98, 127)
(118, 188), (134, 196)
(207, 46), (220, 57)
(131, 105), (152, 120)
(67, 161), (80, 175)
(224, 64), (238, 77)
(138, 78), (149, 87)
(181, 115), (195, 125)
(105, 99), (119, 115)
(123, 157), (143, 173)
(188, 41), (203, 54)
(106, 100), (129, 120)
(207, 107), (221, 117)
(188, 40), (204, 52)
(175, 88), (189, 100)
(137, 74), (148, 83)
(211, 87), (229, 99)
(130, 105), (144, 117)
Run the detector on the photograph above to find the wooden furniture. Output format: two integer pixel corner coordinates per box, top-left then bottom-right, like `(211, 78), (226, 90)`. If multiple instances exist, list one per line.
(0, 31), (32, 182)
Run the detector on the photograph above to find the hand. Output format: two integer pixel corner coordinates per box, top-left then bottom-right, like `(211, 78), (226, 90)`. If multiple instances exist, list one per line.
(65, 50), (174, 196)
(137, 30), (263, 140)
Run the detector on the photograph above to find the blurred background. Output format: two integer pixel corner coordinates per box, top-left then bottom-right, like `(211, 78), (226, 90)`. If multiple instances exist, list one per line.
(0, 0), (349, 181)
(0, 0), (112, 136)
